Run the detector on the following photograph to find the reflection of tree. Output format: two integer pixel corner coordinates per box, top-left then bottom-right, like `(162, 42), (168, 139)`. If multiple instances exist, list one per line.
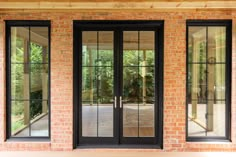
(96, 57), (113, 103)
(123, 74), (154, 103)
(123, 50), (154, 103)
(82, 49), (154, 104)
(82, 50), (113, 104)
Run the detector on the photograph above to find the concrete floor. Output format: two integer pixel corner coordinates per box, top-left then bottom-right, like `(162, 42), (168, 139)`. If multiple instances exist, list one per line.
(15, 104), (224, 137)
(188, 103), (225, 136)
(0, 151), (236, 157)
(82, 105), (154, 137)
(15, 115), (49, 137)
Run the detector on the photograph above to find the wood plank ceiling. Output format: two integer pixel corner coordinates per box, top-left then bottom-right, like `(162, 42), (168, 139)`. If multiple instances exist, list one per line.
(0, 0), (236, 10)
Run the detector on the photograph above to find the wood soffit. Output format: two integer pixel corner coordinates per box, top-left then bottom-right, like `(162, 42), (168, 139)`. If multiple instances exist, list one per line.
(0, 1), (236, 10)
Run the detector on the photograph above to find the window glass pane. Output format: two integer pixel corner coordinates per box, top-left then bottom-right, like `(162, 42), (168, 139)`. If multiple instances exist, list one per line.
(10, 24), (49, 137)
(187, 64), (207, 103)
(30, 64), (48, 101)
(11, 63), (28, 99)
(207, 100), (225, 136)
(11, 27), (29, 63)
(30, 27), (48, 63)
(11, 101), (29, 137)
(188, 100), (207, 137)
(207, 64), (225, 100)
(187, 25), (228, 139)
(208, 27), (226, 63)
(215, 64), (225, 100)
(30, 100), (49, 136)
(188, 27), (206, 63)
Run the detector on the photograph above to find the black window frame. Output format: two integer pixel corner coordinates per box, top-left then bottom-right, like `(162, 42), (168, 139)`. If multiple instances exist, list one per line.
(6, 20), (51, 140)
(186, 20), (232, 142)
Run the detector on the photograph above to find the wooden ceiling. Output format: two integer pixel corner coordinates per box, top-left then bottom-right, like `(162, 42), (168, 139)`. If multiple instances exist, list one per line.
(0, 0), (234, 1)
(0, 0), (236, 10)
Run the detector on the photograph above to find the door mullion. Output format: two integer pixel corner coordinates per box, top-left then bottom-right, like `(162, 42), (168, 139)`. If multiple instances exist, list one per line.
(118, 30), (123, 143)
(114, 29), (120, 144)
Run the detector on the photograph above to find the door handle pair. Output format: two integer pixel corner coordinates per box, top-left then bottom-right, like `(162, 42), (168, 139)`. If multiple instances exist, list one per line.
(114, 96), (122, 108)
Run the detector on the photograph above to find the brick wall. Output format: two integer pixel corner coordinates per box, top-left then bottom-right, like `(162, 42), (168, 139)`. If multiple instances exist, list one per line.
(0, 10), (236, 151)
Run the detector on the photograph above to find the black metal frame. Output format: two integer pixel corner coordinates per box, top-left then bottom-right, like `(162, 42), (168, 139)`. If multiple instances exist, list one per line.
(6, 20), (51, 140)
(73, 20), (164, 148)
(186, 20), (232, 142)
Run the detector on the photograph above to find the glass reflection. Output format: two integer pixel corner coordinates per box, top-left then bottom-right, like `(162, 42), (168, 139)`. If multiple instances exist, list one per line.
(10, 26), (49, 137)
(188, 26), (227, 137)
(82, 31), (114, 137)
(123, 31), (155, 137)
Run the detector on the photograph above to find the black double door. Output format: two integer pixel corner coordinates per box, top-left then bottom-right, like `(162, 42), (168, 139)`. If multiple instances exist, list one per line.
(74, 21), (163, 147)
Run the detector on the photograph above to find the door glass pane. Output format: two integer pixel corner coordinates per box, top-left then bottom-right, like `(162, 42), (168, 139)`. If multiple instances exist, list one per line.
(82, 31), (114, 137)
(82, 32), (97, 66)
(123, 66), (139, 137)
(123, 31), (155, 137)
(123, 31), (139, 66)
(139, 31), (155, 66)
(139, 67), (155, 137)
(123, 104), (138, 137)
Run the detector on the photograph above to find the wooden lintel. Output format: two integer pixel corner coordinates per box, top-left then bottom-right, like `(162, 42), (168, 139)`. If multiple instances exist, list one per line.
(1, 1), (236, 10)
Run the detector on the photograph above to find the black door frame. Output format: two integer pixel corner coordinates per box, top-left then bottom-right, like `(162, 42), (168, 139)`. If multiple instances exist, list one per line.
(73, 20), (164, 148)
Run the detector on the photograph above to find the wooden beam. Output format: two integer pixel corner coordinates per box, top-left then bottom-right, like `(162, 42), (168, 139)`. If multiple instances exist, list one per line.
(1, 1), (236, 10)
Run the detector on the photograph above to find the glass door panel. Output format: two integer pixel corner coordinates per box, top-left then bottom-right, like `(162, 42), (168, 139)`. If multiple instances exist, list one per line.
(76, 23), (163, 146)
(81, 31), (114, 137)
(122, 31), (155, 138)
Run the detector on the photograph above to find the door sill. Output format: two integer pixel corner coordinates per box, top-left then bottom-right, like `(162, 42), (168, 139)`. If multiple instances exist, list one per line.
(76, 144), (162, 149)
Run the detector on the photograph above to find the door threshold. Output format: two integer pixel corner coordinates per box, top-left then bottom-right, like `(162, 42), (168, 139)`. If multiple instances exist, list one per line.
(76, 144), (162, 149)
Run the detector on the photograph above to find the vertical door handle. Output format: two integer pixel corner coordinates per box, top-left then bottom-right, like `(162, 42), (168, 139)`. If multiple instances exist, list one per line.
(120, 96), (122, 108)
(114, 96), (117, 108)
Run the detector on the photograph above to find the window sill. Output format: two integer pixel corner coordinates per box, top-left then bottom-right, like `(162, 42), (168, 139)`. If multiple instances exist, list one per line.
(186, 138), (231, 144)
(6, 137), (50, 142)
